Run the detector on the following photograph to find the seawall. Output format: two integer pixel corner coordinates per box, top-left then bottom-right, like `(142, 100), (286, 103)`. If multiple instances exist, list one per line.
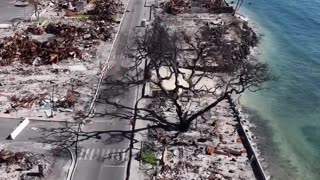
(227, 95), (268, 180)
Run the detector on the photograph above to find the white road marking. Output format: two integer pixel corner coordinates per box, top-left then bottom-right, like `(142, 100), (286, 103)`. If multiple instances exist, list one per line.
(120, 150), (124, 161)
(83, 148), (90, 160)
(101, 149), (106, 158)
(117, 149), (122, 161)
(78, 148), (128, 161)
(89, 149), (95, 160)
(112, 149), (116, 160)
(105, 149), (111, 159)
(78, 148), (85, 160)
(95, 149), (100, 158)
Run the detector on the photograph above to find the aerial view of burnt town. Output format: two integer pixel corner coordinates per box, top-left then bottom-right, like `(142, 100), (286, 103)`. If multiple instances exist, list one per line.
(1, 0), (318, 180)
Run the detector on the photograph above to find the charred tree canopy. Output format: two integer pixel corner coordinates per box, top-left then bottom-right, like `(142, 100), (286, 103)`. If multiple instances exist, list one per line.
(120, 17), (271, 131)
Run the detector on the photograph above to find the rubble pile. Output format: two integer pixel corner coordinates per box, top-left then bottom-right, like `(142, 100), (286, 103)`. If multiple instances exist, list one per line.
(0, 33), (81, 66)
(157, 13), (258, 73)
(0, 0), (126, 120)
(163, 0), (190, 14)
(9, 93), (44, 109)
(26, 26), (45, 35)
(55, 89), (80, 108)
(45, 23), (86, 40)
(0, 150), (36, 170)
(0, 0), (124, 66)
(0, 149), (51, 179)
(44, 22), (112, 41)
(144, 99), (255, 180)
(54, 0), (120, 40)
(0, 20), (114, 66)
(88, 0), (124, 22)
(162, 0), (233, 14)
(6, 87), (81, 112)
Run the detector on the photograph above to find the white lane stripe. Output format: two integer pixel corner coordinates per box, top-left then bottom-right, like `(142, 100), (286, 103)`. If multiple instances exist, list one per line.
(89, 149), (95, 160)
(83, 148), (90, 160)
(78, 148), (85, 160)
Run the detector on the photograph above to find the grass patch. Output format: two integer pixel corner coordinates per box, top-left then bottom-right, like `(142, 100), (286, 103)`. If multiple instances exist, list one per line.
(141, 148), (157, 166)
(75, 14), (92, 20)
(111, 15), (119, 22)
(35, 17), (47, 24)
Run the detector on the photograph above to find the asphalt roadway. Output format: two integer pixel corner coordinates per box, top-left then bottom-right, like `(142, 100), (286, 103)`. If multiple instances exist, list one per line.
(0, 0), (33, 23)
(0, 0), (149, 179)
(72, 0), (150, 179)
(0, 118), (76, 179)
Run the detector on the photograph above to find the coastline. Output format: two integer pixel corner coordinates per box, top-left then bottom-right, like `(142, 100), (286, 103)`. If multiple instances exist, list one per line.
(229, 3), (316, 180)
(225, 2), (274, 179)
(227, 96), (269, 180)
(0, 1), (279, 180)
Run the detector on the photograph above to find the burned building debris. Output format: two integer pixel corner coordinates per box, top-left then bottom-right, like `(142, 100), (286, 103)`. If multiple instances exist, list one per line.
(0, 0), (125, 120)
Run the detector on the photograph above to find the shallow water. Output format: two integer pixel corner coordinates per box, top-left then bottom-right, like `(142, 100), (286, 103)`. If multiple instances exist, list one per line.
(227, 0), (320, 180)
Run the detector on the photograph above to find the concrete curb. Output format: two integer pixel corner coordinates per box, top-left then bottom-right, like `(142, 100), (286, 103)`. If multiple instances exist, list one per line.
(227, 96), (269, 180)
(0, 116), (77, 123)
(87, 0), (132, 117)
(28, 118), (76, 123)
(66, 147), (76, 180)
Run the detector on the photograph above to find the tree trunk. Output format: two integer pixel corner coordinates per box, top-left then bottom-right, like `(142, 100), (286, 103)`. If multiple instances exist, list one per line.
(178, 119), (191, 132)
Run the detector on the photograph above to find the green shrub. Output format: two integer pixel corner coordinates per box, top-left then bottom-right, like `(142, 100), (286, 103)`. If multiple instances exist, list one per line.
(141, 149), (157, 166)
(76, 14), (91, 20)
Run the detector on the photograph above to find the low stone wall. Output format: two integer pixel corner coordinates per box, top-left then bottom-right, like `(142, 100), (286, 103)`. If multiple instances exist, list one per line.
(227, 95), (268, 180)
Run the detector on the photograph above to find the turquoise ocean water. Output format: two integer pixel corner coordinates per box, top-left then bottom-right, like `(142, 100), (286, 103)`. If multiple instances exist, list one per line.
(227, 0), (320, 180)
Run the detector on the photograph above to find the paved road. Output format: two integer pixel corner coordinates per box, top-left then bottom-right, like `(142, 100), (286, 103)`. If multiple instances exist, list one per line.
(72, 0), (149, 179)
(0, 118), (75, 179)
(0, 0), (33, 23)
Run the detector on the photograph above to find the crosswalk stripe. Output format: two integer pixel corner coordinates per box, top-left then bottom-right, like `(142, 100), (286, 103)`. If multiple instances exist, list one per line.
(112, 149), (116, 160)
(95, 149), (100, 158)
(120, 149), (125, 161)
(105, 149), (111, 159)
(89, 149), (95, 160)
(84, 148), (90, 160)
(78, 148), (127, 161)
(101, 149), (106, 158)
(117, 149), (121, 161)
(78, 148), (85, 160)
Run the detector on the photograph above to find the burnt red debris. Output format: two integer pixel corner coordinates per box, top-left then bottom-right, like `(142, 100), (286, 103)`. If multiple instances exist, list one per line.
(26, 26), (44, 35)
(54, 89), (80, 108)
(88, 0), (123, 22)
(163, 0), (233, 14)
(0, 33), (81, 66)
(10, 94), (40, 108)
(45, 23), (86, 41)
